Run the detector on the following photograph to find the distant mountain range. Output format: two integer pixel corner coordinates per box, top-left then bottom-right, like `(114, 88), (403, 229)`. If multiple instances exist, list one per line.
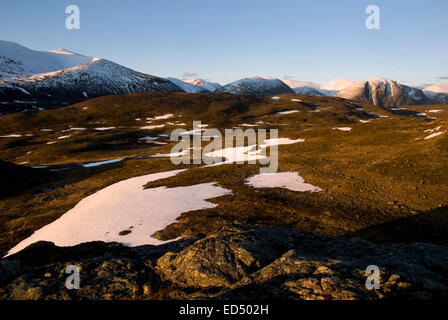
(0, 40), (447, 113)
(166, 77), (221, 93)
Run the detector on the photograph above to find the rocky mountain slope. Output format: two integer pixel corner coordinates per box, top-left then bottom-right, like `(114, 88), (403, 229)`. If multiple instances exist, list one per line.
(216, 77), (294, 96)
(0, 42), (184, 113)
(335, 78), (432, 108)
(1, 225), (447, 300)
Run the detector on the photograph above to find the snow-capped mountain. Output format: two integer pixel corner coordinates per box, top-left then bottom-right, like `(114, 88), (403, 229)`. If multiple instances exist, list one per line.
(0, 40), (93, 78)
(283, 80), (320, 89)
(293, 86), (328, 96)
(423, 84), (448, 104)
(183, 78), (221, 92)
(166, 77), (210, 93)
(424, 84), (448, 94)
(335, 78), (432, 108)
(216, 77), (294, 96)
(284, 78), (354, 97)
(320, 78), (356, 91)
(0, 41), (183, 111)
(284, 78), (355, 92)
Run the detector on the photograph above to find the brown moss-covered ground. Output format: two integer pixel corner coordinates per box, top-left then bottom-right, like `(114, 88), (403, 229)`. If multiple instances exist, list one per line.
(0, 92), (447, 256)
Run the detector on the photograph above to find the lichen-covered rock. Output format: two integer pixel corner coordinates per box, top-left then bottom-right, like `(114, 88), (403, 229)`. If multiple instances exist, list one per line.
(1, 225), (447, 300)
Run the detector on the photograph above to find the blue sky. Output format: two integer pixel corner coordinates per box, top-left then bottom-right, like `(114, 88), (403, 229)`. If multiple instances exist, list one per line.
(1, 0), (447, 86)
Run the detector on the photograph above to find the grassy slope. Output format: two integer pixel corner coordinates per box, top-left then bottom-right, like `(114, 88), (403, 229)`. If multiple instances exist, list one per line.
(0, 92), (447, 255)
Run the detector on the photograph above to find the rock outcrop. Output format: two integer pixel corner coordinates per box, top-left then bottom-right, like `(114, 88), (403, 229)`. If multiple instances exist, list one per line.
(1, 225), (447, 300)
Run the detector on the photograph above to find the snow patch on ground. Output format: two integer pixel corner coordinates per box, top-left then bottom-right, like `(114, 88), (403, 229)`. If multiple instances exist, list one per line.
(146, 114), (174, 121)
(333, 127), (352, 131)
(276, 110), (299, 115)
(0, 134), (22, 138)
(5, 170), (232, 257)
(94, 127), (116, 131)
(204, 138), (305, 165)
(140, 124), (165, 130)
(246, 172), (321, 192)
(424, 131), (446, 140)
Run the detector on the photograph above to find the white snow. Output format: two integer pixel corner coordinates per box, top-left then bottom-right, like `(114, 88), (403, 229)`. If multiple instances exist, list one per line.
(424, 126), (442, 133)
(283, 80), (320, 89)
(83, 159), (124, 168)
(423, 84), (448, 94)
(204, 138), (305, 165)
(246, 172), (321, 192)
(146, 114), (174, 121)
(290, 99), (302, 102)
(320, 78), (356, 91)
(149, 150), (190, 158)
(260, 138), (305, 148)
(183, 78), (221, 92)
(0, 134), (22, 138)
(427, 110), (444, 113)
(94, 127), (116, 131)
(239, 123), (259, 127)
(270, 96), (280, 100)
(333, 127), (352, 131)
(62, 127), (86, 132)
(359, 120), (372, 123)
(0, 41), (94, 78)
(5, 169), (232, 257)
(57, 135), (71, 139)
(424, 131), (446, 140)
(140, 124), (165, 130)
(276, 110), (299, 115)
(167, 78), (209, 93)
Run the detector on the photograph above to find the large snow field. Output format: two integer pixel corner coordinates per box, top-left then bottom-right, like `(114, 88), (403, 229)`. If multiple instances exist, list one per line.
(6, 169), (232, 257)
